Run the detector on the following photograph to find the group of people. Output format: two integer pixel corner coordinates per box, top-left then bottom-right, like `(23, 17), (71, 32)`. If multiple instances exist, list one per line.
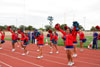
(0, 21), (99, 66)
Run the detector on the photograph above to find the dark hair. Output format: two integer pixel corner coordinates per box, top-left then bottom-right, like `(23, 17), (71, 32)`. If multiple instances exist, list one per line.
(67, 27), (72, 33)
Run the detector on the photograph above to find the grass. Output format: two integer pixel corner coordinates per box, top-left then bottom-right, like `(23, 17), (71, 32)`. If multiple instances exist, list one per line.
(4, 36), (100, 49)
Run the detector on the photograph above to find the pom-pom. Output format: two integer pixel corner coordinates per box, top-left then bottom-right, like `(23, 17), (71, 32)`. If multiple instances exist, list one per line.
(96, 25), (100, 30)
(47, 34), (50, 37)
(48, 30), (52, 33)
(17, 29), (21, 34)
(55, 23), (60, 30)
(76, 27), (79, 31)
(7, 26), (11, 31)
(73, 21), (79, 27)
(64, 25), (68, 30)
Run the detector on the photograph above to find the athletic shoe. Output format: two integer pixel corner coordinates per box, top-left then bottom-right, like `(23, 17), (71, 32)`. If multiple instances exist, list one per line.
(37, 49), (40, 52)
(56, 51), (59, 54)
(71, 62), (74, 65)
(72, 54), (77, 57)
(37, 56), (41, 59)
(40, 56), (43, 58)
(49, 52), (53, 54)
(26, 51), (29, 55)
(67, 62), (72, 66)
(0, 47), (3, 50)
(21, 48), (24, 50)
(22, 53), (25, 56)
(12, 49), (15, 52)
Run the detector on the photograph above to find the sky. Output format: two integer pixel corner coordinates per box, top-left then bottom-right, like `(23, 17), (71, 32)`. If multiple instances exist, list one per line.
(0, 0), (100, 30)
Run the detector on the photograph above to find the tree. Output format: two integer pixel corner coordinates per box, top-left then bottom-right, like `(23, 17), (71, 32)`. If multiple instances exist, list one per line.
(79, 25), (84, 30)
(90, 26), (97, 31)
(60, 24), (67, 30)
(45, 25), (52, 31)
(19, 25), (26, 31)
(39, 28), (45, 31)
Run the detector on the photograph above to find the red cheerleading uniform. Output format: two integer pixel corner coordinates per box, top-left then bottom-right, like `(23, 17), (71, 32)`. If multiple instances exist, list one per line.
(0, 31), (5, 40)
(59, 28), (73, 46)
(52, 35), (58, 41)
(10, 30), (16, 40)
(37, 35), (44, 45)
(72, 27), (78, 42)
(21, 33), (24, 41)
(50, 33), (53, 41)
(23, 36), (29, 45)
(79, 32), (85, 40)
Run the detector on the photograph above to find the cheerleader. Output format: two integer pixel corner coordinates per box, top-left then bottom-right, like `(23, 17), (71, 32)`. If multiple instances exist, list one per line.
(22, 33), (29, 55)
(55, 24), (74, 66)
(36, 31), (44, 59)
(0, 30), (5, 49)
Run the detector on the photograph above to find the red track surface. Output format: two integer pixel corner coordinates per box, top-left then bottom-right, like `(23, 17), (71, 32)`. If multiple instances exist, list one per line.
(0, 41), (100, 67)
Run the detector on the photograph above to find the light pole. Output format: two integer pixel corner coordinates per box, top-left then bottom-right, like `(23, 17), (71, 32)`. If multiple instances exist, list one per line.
(47, 16), (54, 28)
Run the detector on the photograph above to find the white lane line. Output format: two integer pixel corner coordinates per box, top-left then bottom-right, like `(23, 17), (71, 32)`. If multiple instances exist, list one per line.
(3, 49), (74, 67)
(27, 50), (100, 66)
(0, 60), (12, 67)
(4, 49), (100, 67)
(0, 53), (43, 67)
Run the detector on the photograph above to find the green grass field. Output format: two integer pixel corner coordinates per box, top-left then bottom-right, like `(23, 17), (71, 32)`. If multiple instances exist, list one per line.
(4, 36), (100, 49)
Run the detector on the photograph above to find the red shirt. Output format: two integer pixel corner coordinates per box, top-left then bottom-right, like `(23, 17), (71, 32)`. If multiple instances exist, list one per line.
(1, 34), (5, 40)
(52, 35), (58, 41)
(21, 33), (24, 40)
(65, 34), (73, 46)
(50, 33), (53, 40)
(79, 32), (85, 40)
(37, 35), (44, 45)
(72, 27), (78, 42)
(10, 30), (16, 40)
(59, 28), (73, 46)
(24, 36), (29, 42)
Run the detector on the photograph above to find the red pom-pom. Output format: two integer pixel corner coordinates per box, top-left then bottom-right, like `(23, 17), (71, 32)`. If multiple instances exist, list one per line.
(7, 26), (11, 31)
(17, 29), (21, 34)
(48, 30), (52, 33)
(55, 24), (60, 30)
(96, 25), (100, 30)
(64, 25), (68, 30)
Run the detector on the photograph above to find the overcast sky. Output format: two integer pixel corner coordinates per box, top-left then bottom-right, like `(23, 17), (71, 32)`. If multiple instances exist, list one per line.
(0, 0), (100, 30)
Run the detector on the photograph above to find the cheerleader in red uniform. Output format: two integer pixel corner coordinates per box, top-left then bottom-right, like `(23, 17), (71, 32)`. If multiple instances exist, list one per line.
(79, 30), (86, 51)
(51, 31), (59, 54)
(36, 31), (44, 59)
(7, 26), (17, 52)
(0, 30), (5, 50)
(55, 24), (74, 66)
(22, 33), (29, 55)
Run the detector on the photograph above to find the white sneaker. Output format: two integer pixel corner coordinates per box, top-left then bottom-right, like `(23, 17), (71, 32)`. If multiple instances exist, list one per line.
(49, 52), (53, 54)
(68, 62), (72, 66)
(37, 49), (40, 52)
(72, 54), (77, 57)
(0, 47), (3, 50)
(56, 51), (59, 54)
(12, 49), (15, 52)
(22, 53), (25, 56)
(26, 51), (29, 55)
(37, 56), (41, 59)
(40, 56), (43, 58)
(21, 48), (24, 49)
(71, 62), (74, 65)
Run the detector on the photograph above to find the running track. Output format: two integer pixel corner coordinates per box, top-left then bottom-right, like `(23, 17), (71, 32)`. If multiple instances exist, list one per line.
(0, 41), (100, 67)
